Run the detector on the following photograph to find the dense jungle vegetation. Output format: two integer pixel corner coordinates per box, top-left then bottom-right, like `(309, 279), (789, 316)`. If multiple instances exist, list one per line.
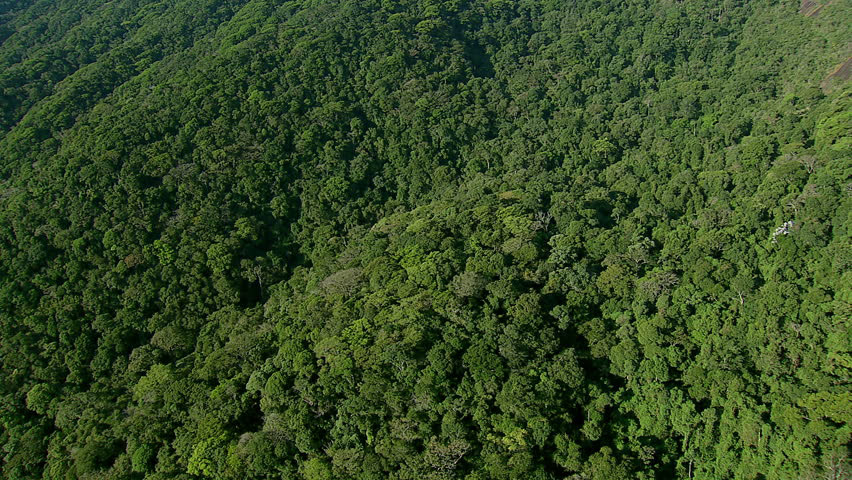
(0, 0), (850, 479)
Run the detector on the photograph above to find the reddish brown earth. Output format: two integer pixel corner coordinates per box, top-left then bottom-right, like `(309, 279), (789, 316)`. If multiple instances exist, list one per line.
(800, 0), (831, 17)
(822, 57), (852, 91)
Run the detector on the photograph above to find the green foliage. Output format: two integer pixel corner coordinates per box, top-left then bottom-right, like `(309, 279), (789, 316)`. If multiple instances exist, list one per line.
(0, 0), (849, 479)
(25, 383), (54, 416)
(130, 444), (155, 473)
(187, 433), (231, 478)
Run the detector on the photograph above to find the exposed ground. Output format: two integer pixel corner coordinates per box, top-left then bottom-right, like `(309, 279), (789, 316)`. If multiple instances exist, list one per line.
(822, 56), (852, 91)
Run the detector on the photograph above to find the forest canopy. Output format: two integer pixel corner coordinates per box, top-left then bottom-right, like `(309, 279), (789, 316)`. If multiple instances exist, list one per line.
(0, 0), (850, 479)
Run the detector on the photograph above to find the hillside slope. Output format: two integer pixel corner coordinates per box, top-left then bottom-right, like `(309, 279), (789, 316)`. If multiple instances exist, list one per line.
(0, 1), (849, 479)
